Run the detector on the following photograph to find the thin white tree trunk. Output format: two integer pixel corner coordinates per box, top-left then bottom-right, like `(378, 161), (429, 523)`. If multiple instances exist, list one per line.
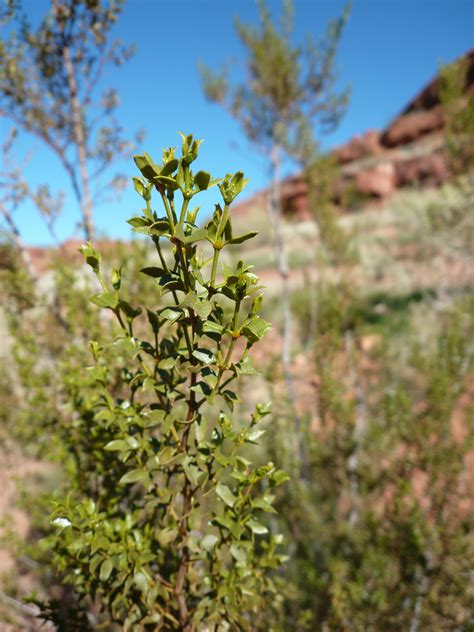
(306, 249), (318, 351)
(345, 329), (367, 526)
(267, 144), (308, 476)
(61, 42), (94, 241)
(409, 574), (429, 632)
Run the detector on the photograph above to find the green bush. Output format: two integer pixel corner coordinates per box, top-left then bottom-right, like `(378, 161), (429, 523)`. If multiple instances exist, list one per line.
(270, 289), (474, 630)
(36, 134), (288, 631)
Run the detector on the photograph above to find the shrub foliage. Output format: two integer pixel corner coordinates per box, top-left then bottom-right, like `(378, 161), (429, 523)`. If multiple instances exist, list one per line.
(40, 135), (287, 630)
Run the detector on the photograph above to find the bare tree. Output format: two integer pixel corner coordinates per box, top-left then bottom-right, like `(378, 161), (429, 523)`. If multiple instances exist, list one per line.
(0, 0), (143, 240)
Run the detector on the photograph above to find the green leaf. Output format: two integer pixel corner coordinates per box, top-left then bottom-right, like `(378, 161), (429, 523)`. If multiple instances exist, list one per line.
(111, 267), (121, 290)
(142, 376), (155, 392)
(104, 439), (129, 452)
(157, 446), (176, 465)
(222, 262), (238, 283)
(182, 228), (208, 244)
(203, 321), (223, 336)
(79, 242), (102, 272)
(91, 536), (109, 555)
(132, 176), (145, 197)
(230, 543), (247, 563)
(134, 152), (161, 180)
(127, 216), (149, 228)
(251, 495), (277, 513)
(227, 231), (258, 245)
(150, 219), (170, 234)
(255, 401), (272, 417)
(236, 357), (259, 376)
(90, 291), (119, 310)
(157, 527), (178, 546)
(119, 301), (142, 321)
(87, 365), (108, 384)
(183, 461), (203, 486)
(241, 316), (271, 343)
(211, 513), (233, 530)
(180, 292), (198, 309)
(194, 170), (211, 191)
(141, 267), (166, 278)
(125, 436), (139, 449)
(193, 349), (216, 365)
(143, 409), (166, 427)
(224, 216), (233, 241)
(119, 469), (148, 485)
(156, 272), (184, 293)
(99, 559), (113, 582)
(271, 469), (290, 486)
(195, 417), (207, 443)
(161, 158), (179, 176)
(247, 428), (265, 443)
(147, 309), (160, 333)
(202, 371), (218, 389)
(112, 337), (138, 358)
(231, 171), (248, 196)
(246, 519), (268, 535)
(219, 171), (248, 204)
(133, 571), (149, 593)
(250, 294), (263, 315)
(154, 174), (180, 191)
(216, 483), (236, 508)
(158, 357), (176, 370)
(160, 308), (182, 323)
(194, 299), (212, 320)
(142, 614), (162, 625)
(201, 534), (219, 551)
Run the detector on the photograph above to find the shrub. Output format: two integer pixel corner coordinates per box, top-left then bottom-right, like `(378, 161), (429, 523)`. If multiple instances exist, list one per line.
(39, 134), (287, 630)
(270, 291), (474, 630)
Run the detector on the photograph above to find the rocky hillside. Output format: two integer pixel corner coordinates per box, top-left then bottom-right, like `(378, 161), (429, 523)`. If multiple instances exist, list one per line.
(233, 49), (474, 222)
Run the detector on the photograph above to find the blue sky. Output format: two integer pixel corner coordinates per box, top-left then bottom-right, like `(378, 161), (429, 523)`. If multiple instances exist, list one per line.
(2, 0), (473, 245)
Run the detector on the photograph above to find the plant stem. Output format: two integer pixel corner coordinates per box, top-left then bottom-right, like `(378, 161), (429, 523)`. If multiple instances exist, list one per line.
(209, 247), (220, 288)
(160, 192), (175, 233)
(216, 203), (230, 239)
(209, 203), (229, 289)
(212, 299), (241, 395)
(96, 271), (108, 293)
(176, 243), (192, 292)
(174, 343), (198, 629)
(153, 236), (194, 361)
(153, 236), (168, 271)
(178, 197), (190, 229)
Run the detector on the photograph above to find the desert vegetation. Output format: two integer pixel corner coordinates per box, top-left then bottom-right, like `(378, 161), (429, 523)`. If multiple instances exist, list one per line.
(0, 1), (473, 631)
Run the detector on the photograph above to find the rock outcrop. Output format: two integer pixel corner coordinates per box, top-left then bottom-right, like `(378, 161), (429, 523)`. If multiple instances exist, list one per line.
(380, 105), (445, 148)
(356, 162), (396, 198)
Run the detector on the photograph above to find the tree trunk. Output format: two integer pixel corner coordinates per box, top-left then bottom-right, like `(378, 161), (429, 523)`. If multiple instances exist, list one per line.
(305, 249), (318, 352)
(267, 144), (308, 477)
(409, 574), (429, 632)
(61, 43), (94, 241)
(345, 329), (367, 526)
